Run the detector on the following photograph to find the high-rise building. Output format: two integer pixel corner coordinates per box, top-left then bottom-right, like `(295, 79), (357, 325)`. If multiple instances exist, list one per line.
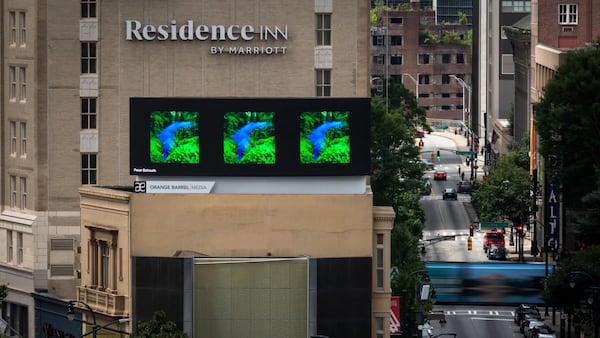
(1, 1), (390, 337)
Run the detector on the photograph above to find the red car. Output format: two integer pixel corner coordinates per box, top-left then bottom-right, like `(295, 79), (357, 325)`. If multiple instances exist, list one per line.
(483, 230), (505, 253)
(433, 170), (447, 180)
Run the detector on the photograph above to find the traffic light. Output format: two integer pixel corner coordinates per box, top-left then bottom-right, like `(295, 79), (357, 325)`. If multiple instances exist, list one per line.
(469, 224), (474, 237)
(467, 236), (473, 251)
(436, 150), (440, 157)
(517, 224), (524, 237)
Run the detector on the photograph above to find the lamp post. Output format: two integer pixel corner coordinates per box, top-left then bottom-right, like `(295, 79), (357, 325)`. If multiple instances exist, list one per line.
(449, 75), (471, 129)
(67, 300), (130, 338)
(569, 271), (600, 338)
(403, 73), (419, 102)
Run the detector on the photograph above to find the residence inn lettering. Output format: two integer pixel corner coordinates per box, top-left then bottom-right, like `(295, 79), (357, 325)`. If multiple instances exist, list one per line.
(125, 20), (288, 55)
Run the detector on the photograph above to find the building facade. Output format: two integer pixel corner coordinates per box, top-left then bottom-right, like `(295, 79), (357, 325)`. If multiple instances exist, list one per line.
(0, 0), (386, 337)
(370, 2), (472, 122)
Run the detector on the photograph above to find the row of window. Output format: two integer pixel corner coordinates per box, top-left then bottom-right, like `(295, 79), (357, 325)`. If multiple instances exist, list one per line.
(6, 230), (24, 265)
(373, 53), (466, 65)
(374, 73), (466, 85)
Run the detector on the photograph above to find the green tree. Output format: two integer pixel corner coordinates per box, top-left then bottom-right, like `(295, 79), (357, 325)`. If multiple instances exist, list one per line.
(471, 150), (530, 226)
(535, 45), (600, 245)
(132, 310), (187, 338)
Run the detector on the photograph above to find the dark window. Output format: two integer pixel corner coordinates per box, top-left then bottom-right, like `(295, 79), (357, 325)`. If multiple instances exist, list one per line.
(390, 55), (402, 65)
(441, 105), (451, 110)
(390, 17), (403, 24)
(81, 42), (97, 74)
(81, 98), (97, 129)
(316, 69), (331, 96)
(81, 0), (97, 18)
(390, 75), (402, 83)
(418, 93), (430, 98)
(418, 74), (430, 85)
(457, 53), (465, 64)
(372, 35), (384, 46)
(316, 14), (331, 46)
(390, 35), (402, 46)
(82, 153), (97, 184)
(419, 54), (430, 64)
(442, 54), (451, 64)
(441, 93), (451, 98)
(442, 74), (451, 84)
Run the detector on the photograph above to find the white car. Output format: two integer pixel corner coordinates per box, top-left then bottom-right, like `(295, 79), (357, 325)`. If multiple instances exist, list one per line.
(524, 320), (545, 338)
(530, 325), (556, 338)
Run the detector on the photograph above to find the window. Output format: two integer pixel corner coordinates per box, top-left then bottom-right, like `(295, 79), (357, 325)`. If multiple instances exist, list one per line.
(418, 54), (430, 64)
(315, 14), (331, 46)
(9, 12), (16, 45)
(81, 42), (97, 74)
(418, 74), (430, 85)
(442, 93), (451, 98)
(20, 177), (27, 210)
(50, 239), (76, 277)
(376, 234), (384, 289)
(101, 241), (110, 288)
(390, 17), (403, 24)
(18, 12), (26, 46)
(441, 105), (451, 110)
(457, 92), (464, 98)
(81, 98), (97, 129)
(10, 121), (17, 156)
(372, 55), (385, 65)
(315, 69), (331, 97)
(390, 55), (402, 65)
(16, 233), (23, 264)
(2, 301), (29, 337)
(559, 4), (577, 24)
(390, 35), (402, 46)
(9, 66), (17, 100)
(376, 317), (384, 338)
(19, 122), (27, 157)
(502, 0), (531, 13)
(457, 53), (465, 64)
(442, 74), (451, 84)
(19, 67), (26, 101)
(10, 176), (17, 208)
(390, 75), (402, 83)
(442, 54), (451, 64)
(81, 0), (97, 18)
(82, 153), (97, 185)
(418, 93), (430, 98)
(7, 230), (13, 262)
(372, 35), (384, 46)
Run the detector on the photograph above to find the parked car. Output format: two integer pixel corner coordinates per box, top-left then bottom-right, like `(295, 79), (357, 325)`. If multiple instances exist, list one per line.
(483, 230), (505, 253)
(514, 304), (540, 324)
(524, 319), (545, 338)
(520, 313), (544, 333)
(487, 244), (508, 260)
(433, 170), (447, 181)
(457, 180), (472, 193)
(442, 188), (457, 200)
(531, 326), (556, 338)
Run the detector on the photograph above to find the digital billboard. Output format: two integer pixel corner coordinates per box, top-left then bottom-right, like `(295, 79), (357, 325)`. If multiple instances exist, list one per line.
(130, 97), (370, 176)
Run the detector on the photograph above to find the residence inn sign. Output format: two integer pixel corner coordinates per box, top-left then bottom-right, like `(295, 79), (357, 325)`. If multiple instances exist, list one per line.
(125, 19), (289, 55)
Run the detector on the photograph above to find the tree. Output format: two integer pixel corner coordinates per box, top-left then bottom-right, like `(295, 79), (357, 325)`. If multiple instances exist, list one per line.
(535, 45), (600, 245)
(471, 150), (530, 226)
(132, 310), (187, 338)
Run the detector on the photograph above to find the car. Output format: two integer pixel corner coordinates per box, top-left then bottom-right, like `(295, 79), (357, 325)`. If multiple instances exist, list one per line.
(531, 326), (556, 338)
(421, 160), (435, 170)
(487, 244), (508, 260)
(483, 229), (505, 253)
(514, 304), (540, 324)
(524, 319), (545, 338)
(520, 313), (544, 333)
(442, 188), (457, 200)
(433, 170), (447, 180)
(456, 180), (472, 193)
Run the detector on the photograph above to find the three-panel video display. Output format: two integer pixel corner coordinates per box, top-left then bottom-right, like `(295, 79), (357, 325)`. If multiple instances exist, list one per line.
(130, 97), (370, 176)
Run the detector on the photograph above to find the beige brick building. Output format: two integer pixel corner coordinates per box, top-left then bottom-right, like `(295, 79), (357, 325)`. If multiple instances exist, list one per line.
(0, 1), (394, 337)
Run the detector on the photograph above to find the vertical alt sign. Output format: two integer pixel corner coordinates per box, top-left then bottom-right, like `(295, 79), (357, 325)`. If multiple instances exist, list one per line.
(546, 184), (560, 252)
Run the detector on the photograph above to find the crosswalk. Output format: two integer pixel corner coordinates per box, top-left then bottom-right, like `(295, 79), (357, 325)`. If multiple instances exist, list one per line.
(443, 309), (515, 318)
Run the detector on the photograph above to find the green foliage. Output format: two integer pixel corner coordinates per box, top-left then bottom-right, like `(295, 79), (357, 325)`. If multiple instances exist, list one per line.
(0, 284), (6, 301)
(471, 151), (530, 225)
(299, 112), (350, 164)
(149, 111), (199, 164)
(572, 169), (600, 245)
(223, 111), (275, 164)
(132, 310), (188, 338)
(420, 31), (439, 45)
(370, 77), (429, 298)
(441, 31), (462, 44)
(458, 11), (468, 25)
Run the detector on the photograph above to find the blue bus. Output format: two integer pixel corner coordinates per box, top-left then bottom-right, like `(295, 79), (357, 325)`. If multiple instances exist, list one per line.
(426, 261), (547, 305)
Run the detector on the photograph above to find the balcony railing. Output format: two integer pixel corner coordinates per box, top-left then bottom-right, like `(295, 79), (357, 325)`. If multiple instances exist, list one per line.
(76, 285), (128, 317)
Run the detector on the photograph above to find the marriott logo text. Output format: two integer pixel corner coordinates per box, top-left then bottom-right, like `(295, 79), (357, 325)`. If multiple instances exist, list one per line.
(125, 20), (288, 41)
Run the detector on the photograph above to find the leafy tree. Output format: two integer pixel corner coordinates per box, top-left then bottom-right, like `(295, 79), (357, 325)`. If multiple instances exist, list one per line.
(471, 150), (530, 226)
(132, 310), (187, 338)
(535, 45), (600, 245)
(573, 169), (600, 245)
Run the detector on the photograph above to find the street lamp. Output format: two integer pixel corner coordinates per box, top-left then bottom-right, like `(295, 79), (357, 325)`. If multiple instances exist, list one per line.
(403, 73), (419, 101)
(569, 271), (600, 338)
(67, 300), (130, 338)
(449, 75), (471, 130)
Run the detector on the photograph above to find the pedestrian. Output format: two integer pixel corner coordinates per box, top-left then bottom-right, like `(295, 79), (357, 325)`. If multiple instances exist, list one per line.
(461, 172), (465, 181)
(458, 166), (461, 175)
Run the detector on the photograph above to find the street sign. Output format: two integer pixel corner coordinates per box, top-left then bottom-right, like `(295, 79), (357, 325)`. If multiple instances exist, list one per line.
(480, 221), (508, 229)
(455, 150), (474, 156)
